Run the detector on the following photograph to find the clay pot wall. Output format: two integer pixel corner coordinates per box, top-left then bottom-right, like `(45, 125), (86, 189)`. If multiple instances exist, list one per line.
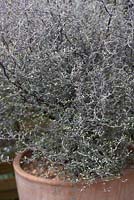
(13, 151), (134, 200)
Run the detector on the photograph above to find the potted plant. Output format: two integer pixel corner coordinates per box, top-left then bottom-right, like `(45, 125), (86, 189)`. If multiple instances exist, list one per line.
(0, 0), (134, 200)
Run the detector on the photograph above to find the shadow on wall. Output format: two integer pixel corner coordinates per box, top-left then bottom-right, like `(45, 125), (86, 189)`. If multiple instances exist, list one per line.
(0, 161), (18, 200)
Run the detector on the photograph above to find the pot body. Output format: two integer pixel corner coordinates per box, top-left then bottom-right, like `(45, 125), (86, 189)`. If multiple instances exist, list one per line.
(13, 152), (134, 200)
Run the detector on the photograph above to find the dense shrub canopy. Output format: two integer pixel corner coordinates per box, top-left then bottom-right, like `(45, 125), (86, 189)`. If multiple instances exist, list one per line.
(0, 0), (134, 181)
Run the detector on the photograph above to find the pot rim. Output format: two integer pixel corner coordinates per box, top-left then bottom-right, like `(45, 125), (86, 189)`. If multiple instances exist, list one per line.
(13, 149), (134, 187)
(13, 150), (85, 187)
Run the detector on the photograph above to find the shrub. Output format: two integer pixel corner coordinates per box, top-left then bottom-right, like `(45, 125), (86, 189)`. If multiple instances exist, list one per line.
(0, 0), (134, 181)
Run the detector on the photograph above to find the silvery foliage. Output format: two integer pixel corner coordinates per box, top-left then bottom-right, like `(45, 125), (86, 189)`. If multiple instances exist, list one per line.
(0, 0), (134, 180)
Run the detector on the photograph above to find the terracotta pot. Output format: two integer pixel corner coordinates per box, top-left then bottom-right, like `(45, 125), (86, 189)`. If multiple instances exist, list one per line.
(13, 151), (134, 200)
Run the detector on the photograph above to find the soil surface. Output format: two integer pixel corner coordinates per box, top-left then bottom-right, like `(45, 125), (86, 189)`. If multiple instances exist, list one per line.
(21, 158), (77, 182)
(21, 148), (134, 182)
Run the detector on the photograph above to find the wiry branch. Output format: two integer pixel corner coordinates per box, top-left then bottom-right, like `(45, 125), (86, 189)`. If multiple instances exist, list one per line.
(0, 61), (10, 80)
